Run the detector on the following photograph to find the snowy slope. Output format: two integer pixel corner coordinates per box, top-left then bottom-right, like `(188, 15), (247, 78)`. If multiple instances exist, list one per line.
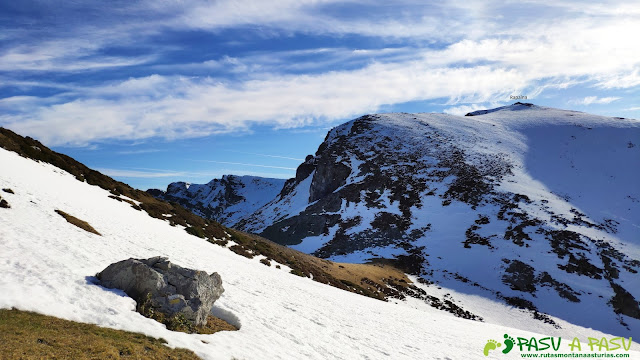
(150, 175), (285, 227)
(236, 103), (640, 338)
(2, 145), (639, 359)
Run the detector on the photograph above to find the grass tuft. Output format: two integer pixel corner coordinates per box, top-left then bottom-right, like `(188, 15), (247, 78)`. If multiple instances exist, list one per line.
(55, 209), (101, 236)
(137, 293), (238, 334)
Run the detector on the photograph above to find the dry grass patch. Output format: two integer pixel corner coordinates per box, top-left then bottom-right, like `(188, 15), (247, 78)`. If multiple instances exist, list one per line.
(198, 315), (238, 334)
(326, 262), (410, 289)
(55, 209), (101, 236)
(0, 308), (200, 360)
(226, 230), (412, 300)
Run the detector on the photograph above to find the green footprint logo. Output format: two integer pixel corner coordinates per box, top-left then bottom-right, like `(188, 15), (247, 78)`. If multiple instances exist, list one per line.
(503, 334), (515, 354)
(483, 339), (501, 356)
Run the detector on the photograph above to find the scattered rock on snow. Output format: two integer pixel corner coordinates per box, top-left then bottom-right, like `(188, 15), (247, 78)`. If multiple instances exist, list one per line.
(97, 256), (224, 327)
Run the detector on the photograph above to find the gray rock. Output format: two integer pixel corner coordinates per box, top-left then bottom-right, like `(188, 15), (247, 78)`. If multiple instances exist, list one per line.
(97, 256), (224, 327)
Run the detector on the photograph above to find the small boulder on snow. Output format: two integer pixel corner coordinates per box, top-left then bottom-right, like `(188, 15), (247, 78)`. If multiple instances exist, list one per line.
(97, 256), (224, 327)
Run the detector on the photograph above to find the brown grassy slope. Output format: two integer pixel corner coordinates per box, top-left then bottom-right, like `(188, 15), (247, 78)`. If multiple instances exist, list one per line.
(0, 308), (200, 360)
(0, 127), (411, 301)
(55, 209), (102, 235)
(223, 230), (412, 300)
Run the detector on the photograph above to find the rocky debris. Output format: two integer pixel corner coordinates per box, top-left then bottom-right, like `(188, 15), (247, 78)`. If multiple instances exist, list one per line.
(502, 260), (580, 302)
(503, 260), (537, 293)
(609, 282), (640, 319)
(463, 224), (494, 249)
(394, 283), (483, 321)
(97, 257), (224, 327)
(503, 296), (559, 328)
(0, 189), (11, 208)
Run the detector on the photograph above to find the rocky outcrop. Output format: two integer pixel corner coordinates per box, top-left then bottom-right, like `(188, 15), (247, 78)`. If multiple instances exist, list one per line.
(97, 256), (224, 327)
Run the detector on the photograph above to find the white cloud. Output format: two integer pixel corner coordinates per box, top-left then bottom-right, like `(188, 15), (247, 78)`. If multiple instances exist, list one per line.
(0, 30), (155, 72)
(2, 0), (640, 145)
(571, 96), (621, 105)
(1, 64), (531, 146)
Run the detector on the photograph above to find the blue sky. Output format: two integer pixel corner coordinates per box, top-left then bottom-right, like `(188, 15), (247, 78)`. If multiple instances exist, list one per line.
(1, 0), (639, 189)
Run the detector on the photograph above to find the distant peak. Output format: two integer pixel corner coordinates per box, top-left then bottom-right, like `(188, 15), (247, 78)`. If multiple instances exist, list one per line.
(464, 102), (537, 116)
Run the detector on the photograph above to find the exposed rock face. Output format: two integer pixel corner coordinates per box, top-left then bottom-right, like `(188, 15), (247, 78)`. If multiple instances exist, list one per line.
(97, 257), (224, 327)
(239, 114), (512, 258)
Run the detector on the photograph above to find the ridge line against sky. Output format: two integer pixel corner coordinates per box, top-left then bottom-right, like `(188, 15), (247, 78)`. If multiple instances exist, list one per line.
(1, 0), (640, 189)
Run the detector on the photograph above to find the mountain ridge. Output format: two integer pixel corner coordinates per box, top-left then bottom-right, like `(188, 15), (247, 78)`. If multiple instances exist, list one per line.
(149, 175), (285, 227)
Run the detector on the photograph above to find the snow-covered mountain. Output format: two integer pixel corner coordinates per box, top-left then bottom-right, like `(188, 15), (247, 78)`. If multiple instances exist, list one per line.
(1, 118), (638, 359)
(233, 103), (640, 337)
(149, 175), (285, 227)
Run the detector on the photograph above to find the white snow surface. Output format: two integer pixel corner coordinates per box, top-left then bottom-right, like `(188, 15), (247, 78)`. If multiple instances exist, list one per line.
(2, 147), (638, 359)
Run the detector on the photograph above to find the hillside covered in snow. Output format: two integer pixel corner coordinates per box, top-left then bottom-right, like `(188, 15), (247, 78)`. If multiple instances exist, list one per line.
(165, 103), (640, 339)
